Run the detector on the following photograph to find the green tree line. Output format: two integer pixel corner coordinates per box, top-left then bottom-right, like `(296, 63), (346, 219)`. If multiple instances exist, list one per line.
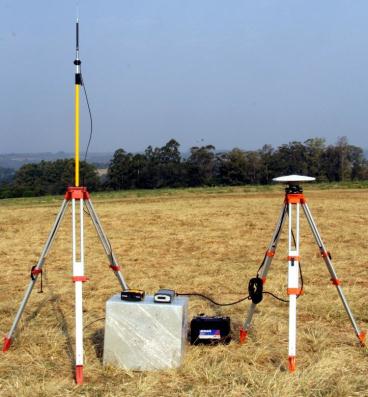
(1, 137), (367, 199)
(0, 159), (98, 198)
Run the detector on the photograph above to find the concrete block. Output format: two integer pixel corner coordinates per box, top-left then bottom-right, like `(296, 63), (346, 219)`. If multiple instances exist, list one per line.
(103, 294), (188, 370)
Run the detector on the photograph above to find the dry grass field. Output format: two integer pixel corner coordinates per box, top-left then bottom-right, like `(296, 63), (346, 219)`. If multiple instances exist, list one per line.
(0, 186), (368, 397)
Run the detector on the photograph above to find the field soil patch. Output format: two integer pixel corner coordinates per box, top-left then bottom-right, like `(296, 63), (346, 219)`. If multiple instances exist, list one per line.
(1, 188), (368, 396)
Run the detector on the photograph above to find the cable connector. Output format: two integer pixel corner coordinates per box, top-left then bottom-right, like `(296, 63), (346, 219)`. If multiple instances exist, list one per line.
(248, 277), (263, 304)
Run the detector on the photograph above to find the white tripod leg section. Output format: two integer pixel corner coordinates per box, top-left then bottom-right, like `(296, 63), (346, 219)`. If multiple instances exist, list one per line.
(72, 198), (86, 384)
(287, 202), (300, 372)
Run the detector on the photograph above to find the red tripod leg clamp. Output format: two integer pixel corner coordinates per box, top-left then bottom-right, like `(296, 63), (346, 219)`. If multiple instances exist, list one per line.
(2, 337), (12, 352)
(30, 266), (42, 280)
(239, 328), (248, 344)
(75, 365), (83, 385)
(288, 356), (296, 372)
(358, 331), (366, 346)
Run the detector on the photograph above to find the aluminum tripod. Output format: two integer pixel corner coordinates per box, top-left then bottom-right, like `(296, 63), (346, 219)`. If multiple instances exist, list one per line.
(240, 177), (365, 372)
(2, 187), (128, 384)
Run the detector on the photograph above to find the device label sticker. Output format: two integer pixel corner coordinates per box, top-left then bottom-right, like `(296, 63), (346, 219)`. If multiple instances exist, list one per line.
(198, 329), (221, 339)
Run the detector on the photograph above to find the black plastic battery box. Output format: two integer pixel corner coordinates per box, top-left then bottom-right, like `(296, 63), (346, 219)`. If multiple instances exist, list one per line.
(190, 315), (231, 345)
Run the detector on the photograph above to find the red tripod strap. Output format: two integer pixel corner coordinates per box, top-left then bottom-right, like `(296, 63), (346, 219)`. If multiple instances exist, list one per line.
(72, 276), (89, 282)
(287, 288), (304, 295)
(287, 255), (301, 262)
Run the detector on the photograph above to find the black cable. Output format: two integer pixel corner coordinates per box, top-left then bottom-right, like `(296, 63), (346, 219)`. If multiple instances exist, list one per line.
(253, 205), (305, 304)
(256, 205), (286, 277)
(256, 253), (267, 278)
(179, 204), (305, 307)
(83, 317), (105, 330)
(290, 225), (304, 299)
(176, 292), (250, 306)
(80, 68), (93, 163)
(262, 291), (289, 303)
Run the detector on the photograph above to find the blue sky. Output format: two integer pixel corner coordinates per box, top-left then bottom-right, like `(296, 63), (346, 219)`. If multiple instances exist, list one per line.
(1, 1), (368, 153)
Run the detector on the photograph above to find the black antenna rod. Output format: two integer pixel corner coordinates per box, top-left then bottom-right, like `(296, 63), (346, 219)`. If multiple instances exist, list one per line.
(74, 18), (81, 85)
(76, 18), (79, 51)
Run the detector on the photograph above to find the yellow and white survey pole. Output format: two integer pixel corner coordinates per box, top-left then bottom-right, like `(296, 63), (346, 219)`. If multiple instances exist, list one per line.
(72, 17), (85, 384)
(74, 18), (81, 187)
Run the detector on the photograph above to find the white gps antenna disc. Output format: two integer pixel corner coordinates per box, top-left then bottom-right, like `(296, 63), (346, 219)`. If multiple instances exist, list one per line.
(272, 175), (316, 183)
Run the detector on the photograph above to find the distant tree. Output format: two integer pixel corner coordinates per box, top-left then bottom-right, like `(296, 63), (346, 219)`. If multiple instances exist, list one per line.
(107, 149), (132, 189)
(320, 145), (340, 181)
(337, 137), (368, 181)
(271, 141), (308, 176)
(0, 167), (15, 185)
(137, 140), (184, 188)
(155, 139), (183, 188)
(217, 148), (248, 185)
(5, 135), (367, 199)
(244, 151), (263, 183)
(350, 146), (368, 180)
(336, 136), (351, 181)
(7, 159), (99, 197)
(129, 153), (148, 188)
(186, 145), (216, 186)
(304, 138), (326, 180)
(107, 140), (186, 189)
(258, 144), (275, 184)
(318, 137), (368, 182)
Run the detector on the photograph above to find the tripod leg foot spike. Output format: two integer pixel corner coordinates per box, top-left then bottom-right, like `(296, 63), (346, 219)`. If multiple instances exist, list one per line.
(288, 356), (296, 373)
(358, 331), (366, 346)
(2, 337), (12, 352)
(75, 365), (83, 385)
(239, 328), (248, 344)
